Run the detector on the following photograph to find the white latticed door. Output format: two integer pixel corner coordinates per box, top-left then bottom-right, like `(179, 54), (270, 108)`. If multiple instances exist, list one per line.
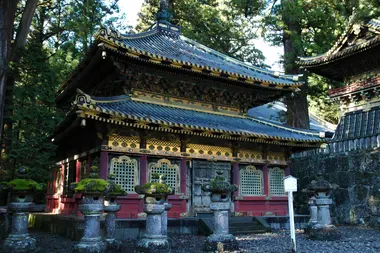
(148, 159), (180, 193)
(240, 165), (263, 196)
(110, 156), (139, 193)
(269, 167), (285, 195)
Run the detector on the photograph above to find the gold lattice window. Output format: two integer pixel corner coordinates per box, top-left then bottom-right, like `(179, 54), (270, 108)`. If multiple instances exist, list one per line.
(110, 156), (139, 193)
(148, 159), (180, 193)
(240, 165), (263, 196)
(269, 167), (285, 195)
(108, 135), (140, 149)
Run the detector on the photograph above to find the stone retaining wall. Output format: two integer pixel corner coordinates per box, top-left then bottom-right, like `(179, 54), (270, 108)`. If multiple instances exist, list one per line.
(28, 214), (199, 241)
(291, 149), (380, 228)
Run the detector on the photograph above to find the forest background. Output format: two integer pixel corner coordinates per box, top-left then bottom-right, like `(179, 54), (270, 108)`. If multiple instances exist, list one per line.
(0, 0), (379, 183)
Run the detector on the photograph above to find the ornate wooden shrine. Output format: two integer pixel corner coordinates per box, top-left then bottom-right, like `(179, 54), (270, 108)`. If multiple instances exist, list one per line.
(46, 3), (326, 218)
(298, 18), (380, 151)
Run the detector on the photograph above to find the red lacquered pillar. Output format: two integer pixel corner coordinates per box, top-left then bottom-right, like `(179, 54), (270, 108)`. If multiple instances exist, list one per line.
(100, 151), (108, 179)
(180, 158), (187, 194)
(140, 154), (148, 185)
(263, 165), (269, 195)
(76, 160), (81, 182)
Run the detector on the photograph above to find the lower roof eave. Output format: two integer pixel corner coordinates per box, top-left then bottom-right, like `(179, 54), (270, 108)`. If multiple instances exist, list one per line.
(78, 113), (324, 148)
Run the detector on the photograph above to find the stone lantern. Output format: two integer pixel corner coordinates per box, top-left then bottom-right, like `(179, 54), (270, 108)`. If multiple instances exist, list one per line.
(135, 173), (174, 253)
(202, 171), (239, 252)
(307, 176), (340, 240)
(1, 167), (42, 253)
(72, 166), (108, 253)
(104, 174), (126, 252)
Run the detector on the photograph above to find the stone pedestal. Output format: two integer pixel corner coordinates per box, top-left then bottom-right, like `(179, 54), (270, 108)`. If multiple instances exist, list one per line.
(161, 202), (172, 236)
(309, 194), (340, 240)
(204, 202), (238, 252)
(2, 202), (37, 253)
(73, 195), (106, 253)
(307, 196), (318, 230)
(137, 204), (170, 253)
(316, 197), (332, 226)
(104, 199), (122, 252)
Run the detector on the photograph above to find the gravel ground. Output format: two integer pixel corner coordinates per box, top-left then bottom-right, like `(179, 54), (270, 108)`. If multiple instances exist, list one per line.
(0, 226), (379, 253)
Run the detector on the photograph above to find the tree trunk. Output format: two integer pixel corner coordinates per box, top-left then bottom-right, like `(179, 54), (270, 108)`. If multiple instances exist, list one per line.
(2, 0), (38, 153)
(0, 0), (18, 152)
(282, 0), (310, 129)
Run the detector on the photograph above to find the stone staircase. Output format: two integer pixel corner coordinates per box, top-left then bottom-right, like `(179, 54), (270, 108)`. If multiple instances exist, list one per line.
(229, 217), (270, 235)
(199, 216), (270, 235)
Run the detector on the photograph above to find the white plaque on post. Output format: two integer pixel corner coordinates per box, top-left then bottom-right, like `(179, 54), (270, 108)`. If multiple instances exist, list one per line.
(284, 175), (297, 252)
(284, 175), (298, 192)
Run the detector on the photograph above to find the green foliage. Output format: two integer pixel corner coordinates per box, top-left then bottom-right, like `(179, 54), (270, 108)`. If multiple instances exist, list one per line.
(2, 179), (43, 192)
(0, 0), (123, 184)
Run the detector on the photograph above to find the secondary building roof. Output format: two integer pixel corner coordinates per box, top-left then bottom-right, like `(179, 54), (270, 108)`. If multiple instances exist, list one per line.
(248, 101), (336, 133)
(298, 18), (380, 81)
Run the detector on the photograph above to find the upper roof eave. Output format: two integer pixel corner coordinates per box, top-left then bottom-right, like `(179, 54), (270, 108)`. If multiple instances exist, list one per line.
(94, 24), (303, 89)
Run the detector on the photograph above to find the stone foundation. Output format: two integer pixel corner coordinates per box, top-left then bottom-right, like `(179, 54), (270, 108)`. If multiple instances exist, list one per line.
(291, 149), (380, 227)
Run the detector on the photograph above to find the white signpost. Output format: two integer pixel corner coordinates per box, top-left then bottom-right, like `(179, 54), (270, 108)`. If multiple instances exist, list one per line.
(284, 175), (297, 252)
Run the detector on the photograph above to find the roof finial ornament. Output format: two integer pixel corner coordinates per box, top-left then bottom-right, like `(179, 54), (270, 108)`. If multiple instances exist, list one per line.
(157, 0), (173, 24)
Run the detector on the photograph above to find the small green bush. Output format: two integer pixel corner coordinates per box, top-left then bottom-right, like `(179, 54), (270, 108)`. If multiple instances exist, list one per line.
(2, 179), (43, 192)
(135, 182), (173, 195)
(75, 178), (109, 193)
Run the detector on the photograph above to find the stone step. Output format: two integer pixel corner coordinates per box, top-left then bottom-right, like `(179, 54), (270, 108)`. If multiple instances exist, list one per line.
(230, 229), (268, 235)
(199, 216), (271, 235)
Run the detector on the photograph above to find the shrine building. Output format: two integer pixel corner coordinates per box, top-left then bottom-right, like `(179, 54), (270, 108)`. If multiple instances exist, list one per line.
(46, 5), (328, 218)
(298, 18), (380, 151)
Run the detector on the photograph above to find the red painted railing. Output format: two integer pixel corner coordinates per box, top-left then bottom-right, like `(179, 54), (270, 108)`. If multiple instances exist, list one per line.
(328, 76), (380, 97)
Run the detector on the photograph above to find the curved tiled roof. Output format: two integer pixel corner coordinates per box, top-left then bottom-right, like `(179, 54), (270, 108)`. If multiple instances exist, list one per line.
(73, 93), (324, 146)
(298, 18), (380, 67)
(95, 23), (302, 88)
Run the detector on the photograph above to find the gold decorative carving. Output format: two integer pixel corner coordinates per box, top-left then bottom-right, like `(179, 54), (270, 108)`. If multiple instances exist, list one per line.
(108, 134), (140, 152)
(267, 152), (287, 165)
(186, 144), (233, 161)
(146, 138), (181, 156)
(132, 90), (242, 117)
(237, 149), (264, 163)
